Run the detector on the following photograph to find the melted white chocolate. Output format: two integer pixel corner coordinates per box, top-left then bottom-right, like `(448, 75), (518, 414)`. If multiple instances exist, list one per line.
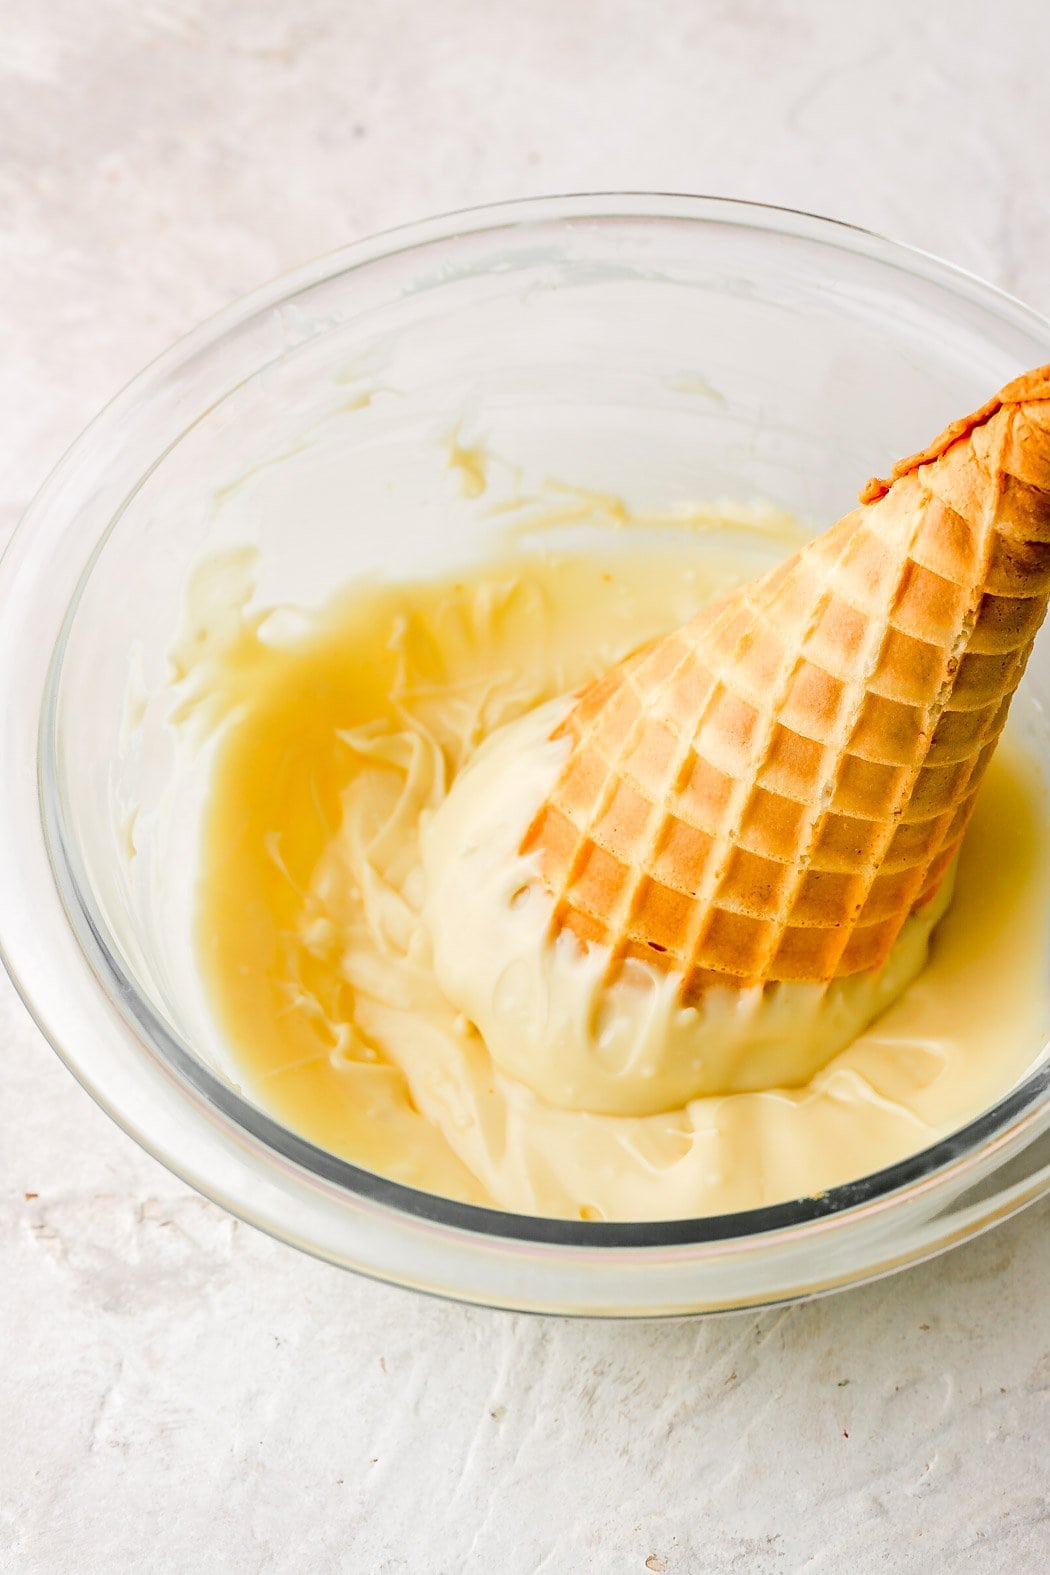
(190, 535), (1050, 1221)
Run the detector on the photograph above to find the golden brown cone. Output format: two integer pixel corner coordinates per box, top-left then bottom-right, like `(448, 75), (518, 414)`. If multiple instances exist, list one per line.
(522, 366), (1050, 996)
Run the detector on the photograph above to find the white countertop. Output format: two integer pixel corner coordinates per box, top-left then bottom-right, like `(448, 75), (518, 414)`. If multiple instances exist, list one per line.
(4, 3), (1050, 1570)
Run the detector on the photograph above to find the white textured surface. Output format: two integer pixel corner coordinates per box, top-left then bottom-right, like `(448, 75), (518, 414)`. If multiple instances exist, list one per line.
(4, 3), (1050, 1570)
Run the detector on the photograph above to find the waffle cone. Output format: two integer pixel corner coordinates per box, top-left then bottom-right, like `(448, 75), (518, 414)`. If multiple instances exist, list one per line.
(522, 367), (1050, 996)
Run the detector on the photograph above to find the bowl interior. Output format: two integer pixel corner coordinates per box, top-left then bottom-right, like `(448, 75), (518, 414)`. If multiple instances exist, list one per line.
(34, 197), (1050, 1260)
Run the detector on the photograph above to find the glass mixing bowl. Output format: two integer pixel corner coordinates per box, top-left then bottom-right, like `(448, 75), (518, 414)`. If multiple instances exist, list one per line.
(3, 194), (1050, 1317)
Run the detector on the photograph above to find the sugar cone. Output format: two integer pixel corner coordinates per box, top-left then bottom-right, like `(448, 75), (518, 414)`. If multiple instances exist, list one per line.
(522, 367), (1050, 997)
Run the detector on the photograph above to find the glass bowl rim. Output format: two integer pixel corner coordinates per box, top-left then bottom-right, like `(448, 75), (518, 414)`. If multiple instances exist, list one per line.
(6, 190), (1050, 1262)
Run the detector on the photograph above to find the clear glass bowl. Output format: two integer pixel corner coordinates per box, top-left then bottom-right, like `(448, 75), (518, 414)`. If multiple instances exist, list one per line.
(3, 194), (1050, 1317)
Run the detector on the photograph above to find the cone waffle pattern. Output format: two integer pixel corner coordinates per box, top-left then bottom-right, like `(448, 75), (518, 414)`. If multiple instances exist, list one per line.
(522, 368), (1050, 995)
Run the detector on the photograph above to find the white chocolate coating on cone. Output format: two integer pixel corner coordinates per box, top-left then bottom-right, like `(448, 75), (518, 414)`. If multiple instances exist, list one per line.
(423, 699), (953, 1117)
